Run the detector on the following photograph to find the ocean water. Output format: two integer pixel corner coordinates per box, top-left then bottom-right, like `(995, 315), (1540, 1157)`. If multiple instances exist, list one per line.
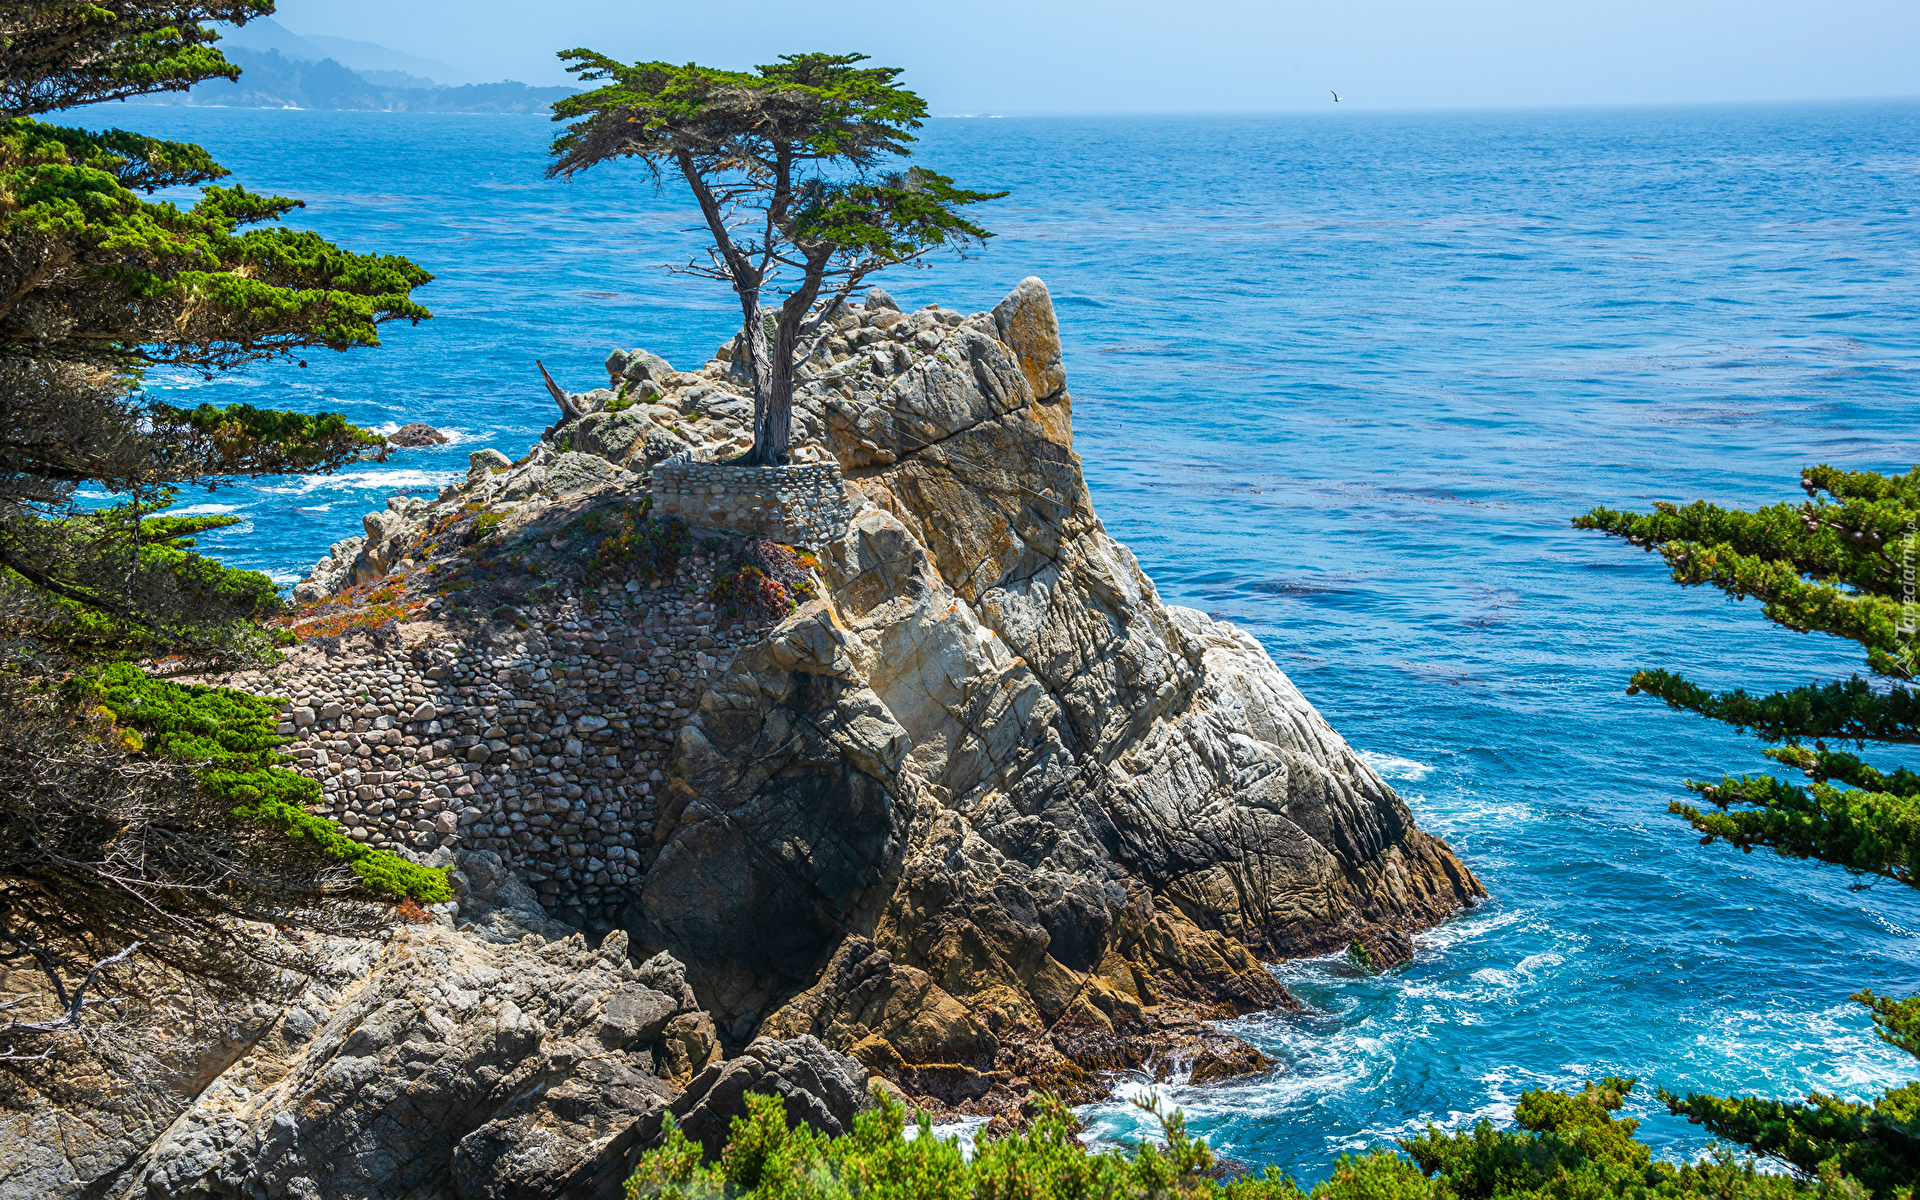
(83, 99), (1920, 1179)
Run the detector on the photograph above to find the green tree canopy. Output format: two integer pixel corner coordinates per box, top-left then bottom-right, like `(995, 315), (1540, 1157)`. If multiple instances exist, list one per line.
(1577, 464), (1920, 1192)
(0, 1), (441, 1072)
(548, 51), (1002, 465)
(0, 1), (267, 116)
(1, 8), (431, 661)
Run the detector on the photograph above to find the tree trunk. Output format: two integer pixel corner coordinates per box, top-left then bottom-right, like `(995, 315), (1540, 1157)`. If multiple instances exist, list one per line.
(739, 256), (831, 468)
(673, 148), (783, 468)
(737, 292), (781, 466)
(748, 298), (804, 467)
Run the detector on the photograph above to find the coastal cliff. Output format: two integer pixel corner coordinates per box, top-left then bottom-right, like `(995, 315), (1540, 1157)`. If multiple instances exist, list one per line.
(4, 279), (1482, 1199)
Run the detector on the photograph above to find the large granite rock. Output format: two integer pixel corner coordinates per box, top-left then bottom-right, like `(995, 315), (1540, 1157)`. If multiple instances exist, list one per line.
(11, 277), (1485, 1199)
(629, 277), (1484, 1110)
(631, 1034), (874, 1160)
(114, 868), (676, 1199)
(564, 407), (692, 470)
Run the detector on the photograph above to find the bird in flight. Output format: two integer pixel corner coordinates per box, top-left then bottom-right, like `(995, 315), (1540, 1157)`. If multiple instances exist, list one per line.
(1331, 90), (1341, 102)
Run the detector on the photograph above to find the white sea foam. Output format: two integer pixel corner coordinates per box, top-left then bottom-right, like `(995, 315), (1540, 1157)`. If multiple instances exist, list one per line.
(1357, 750), (1433, 781)
(257, 468), (457, 496)
(1677, 1000), (1915, 1099)
(432, 427), (498, 447)
(165, 502), (248, 517)
(902, 1115), (990, 1160)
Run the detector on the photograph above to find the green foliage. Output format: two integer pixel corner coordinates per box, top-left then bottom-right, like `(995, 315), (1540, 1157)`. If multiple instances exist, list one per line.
(1, 115), (432, 374)
(0, 4), (445, 1067)
(586, 508), (690, 583)
(550, 52), (927, 180)
(1577, 468), (1920, 685)
(1671, 768), (1920, 890)
(624, 1090), (1294, 1200)
(794, 165), (1001, 265)
(1401, 1077), (1828, 1199)
(1578, 468), (1920, 883)
(0, 2), (269, 117)
(1855, 991), (1920, 1059)
(627, 1084), (1856, 1200)
(12, 492), (290, 664)
(70, 662), (449, 902)
(0, 11), (429, 664)
(1346, 939), (1377, 975)
(154, 402), (389, 474)
(1579, 465), (1920, 1196)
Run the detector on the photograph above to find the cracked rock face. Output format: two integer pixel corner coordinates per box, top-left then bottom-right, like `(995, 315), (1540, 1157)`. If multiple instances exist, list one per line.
(108, 852), (862, 1200)
(630, 277), (1485, 1110)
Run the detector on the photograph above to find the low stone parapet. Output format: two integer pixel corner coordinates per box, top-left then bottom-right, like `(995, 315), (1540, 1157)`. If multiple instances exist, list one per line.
(649, 461), (852, 546)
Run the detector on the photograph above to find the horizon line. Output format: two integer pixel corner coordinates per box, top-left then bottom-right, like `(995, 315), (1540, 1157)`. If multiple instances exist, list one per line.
(111, 91), (1920, 120)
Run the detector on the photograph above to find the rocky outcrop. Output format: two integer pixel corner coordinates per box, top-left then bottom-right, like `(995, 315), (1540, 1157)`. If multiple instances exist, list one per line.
(50, 275), (1487, 1199)
(272, 277), (1479, 1116)
(632, 1034), (873, 1160)
(622, 277), (1485, 1108)
(389, 423), (450, 447)
(108, 851), (866, 1200)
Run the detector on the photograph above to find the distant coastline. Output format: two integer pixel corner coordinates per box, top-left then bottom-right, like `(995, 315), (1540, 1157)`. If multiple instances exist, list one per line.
(135, 47), (575, 115)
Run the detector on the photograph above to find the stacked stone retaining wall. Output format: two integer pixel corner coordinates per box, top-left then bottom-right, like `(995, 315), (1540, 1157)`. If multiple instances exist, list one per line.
(650, 462), (851, 546)
(254, 551), (775, 927)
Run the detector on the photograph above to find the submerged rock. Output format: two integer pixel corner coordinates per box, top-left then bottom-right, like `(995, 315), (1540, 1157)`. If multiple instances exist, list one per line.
(388, 422), (450, 447)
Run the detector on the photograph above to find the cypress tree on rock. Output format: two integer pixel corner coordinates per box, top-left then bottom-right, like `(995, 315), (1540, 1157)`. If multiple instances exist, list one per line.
(547, 51), (1003, 466)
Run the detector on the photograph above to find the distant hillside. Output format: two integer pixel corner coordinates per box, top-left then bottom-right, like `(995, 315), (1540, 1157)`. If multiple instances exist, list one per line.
(143, 47), (575, 114)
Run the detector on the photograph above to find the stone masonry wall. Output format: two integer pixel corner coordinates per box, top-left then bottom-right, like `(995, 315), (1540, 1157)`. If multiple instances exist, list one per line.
(260, 549), (778, 926)
(651, 462), (851, 547)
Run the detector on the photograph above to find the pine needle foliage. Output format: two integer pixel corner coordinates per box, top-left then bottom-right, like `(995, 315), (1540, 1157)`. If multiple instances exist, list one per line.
(1576, 468), (1920, 882)
(1, 11), (430, 661)
(0, 2), (439, 1069)
(0, 2), (269, 116)
(0, 671), (395, 1068)
(70, 662), (448, 902)
(1577, 465), (1920, 1195)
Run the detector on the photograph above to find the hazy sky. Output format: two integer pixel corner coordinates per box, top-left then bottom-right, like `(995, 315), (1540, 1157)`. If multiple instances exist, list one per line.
(271, 0), (1919, 114)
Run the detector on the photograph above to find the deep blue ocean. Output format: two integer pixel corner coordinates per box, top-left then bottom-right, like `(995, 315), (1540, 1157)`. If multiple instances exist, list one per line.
(86, 99), (1920, 1179)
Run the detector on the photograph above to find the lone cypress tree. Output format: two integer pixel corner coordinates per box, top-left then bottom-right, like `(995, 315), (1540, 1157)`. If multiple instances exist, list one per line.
(1578, 465), (1920, 1191)
(547, 52), (1002, 465)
